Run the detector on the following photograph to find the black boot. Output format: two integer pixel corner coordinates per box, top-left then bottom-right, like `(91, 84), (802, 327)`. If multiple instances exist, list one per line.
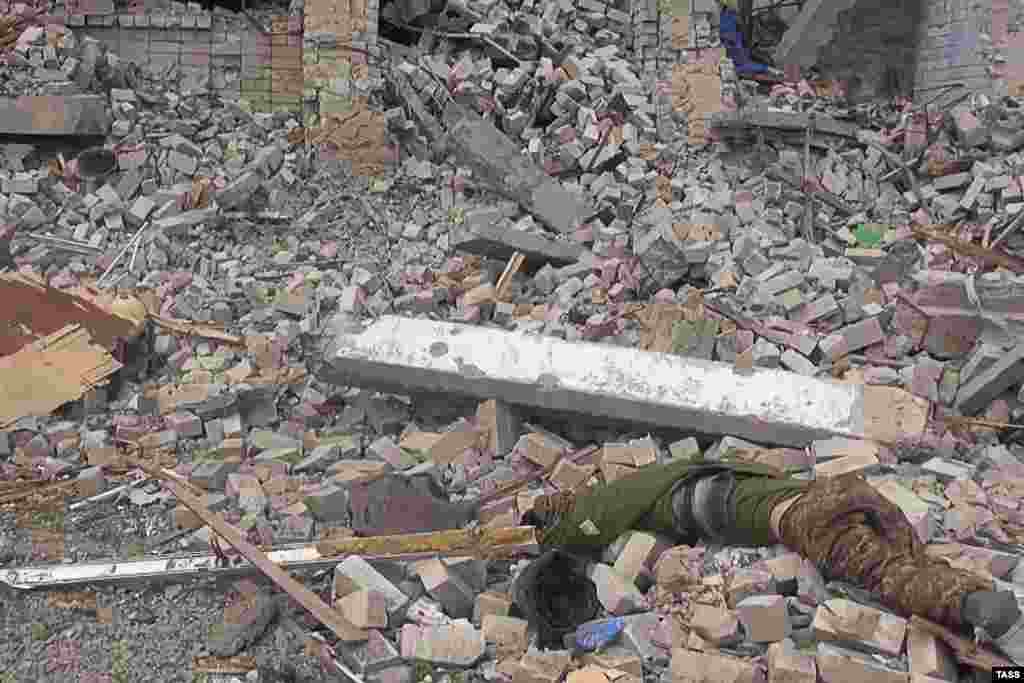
(962, 589), (1021, 637)
(962, 589), (1024, 665)
(511, 550), (599, 650)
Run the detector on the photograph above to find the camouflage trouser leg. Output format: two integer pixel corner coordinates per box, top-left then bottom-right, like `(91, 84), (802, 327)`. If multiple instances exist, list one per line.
(777, 474), (993, 629)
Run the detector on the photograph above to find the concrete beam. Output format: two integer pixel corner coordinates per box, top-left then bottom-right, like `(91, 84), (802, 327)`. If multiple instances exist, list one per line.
(450, 221), (590, 273)
(443, 102), (595, 234)
(318, 316), (921, 448)
(710, 110), (860, 139)
(0, 96), (110, 136)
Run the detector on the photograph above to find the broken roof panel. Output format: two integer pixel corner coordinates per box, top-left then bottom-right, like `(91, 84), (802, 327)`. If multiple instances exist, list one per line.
(0, 272), (139, 357)
(0, 273), (144, 428)
(0, 324), (122, 428)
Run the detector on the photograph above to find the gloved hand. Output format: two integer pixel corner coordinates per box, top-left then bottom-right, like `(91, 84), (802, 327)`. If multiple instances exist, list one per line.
(520, 491), (577, 534)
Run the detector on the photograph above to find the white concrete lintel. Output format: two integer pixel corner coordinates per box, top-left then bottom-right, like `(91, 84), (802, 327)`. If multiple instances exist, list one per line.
(319, 315), (869, 448)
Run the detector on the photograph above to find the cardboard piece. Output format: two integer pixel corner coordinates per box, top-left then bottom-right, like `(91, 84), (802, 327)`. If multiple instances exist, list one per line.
(0, 324), (122, 429)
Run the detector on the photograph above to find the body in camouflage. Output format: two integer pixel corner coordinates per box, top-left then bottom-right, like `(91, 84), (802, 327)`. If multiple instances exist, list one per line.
(534, 456), (993, 631)
(776, 473), (992, 628)
(535, 455), (803, 550)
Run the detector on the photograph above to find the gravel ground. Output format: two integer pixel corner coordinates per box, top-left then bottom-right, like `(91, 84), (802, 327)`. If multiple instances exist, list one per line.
(0, 571), (338, 682)
(0, 496), (344, 682)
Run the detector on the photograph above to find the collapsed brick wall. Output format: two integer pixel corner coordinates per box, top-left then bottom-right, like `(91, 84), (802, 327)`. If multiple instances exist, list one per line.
(48, 0), (387, 118)
(912, 0), (995, 98)
(991, 0), (1024, 97)
(640, 0), (737, 148)
(302, 0), (381, 122)
(57, 2), (306, 113)
(815, 0), (923, 99)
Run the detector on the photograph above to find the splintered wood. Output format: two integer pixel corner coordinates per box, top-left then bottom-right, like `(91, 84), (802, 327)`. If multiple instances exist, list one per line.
(47, 590), (98, 612)
(912, 224), (1024, 273)
(193, 656), (258, 675)
(142, 464), (368, 642)
(495, 252), (526, 301)
(316, 526), (537, 559)
(0, 325), (122, 429)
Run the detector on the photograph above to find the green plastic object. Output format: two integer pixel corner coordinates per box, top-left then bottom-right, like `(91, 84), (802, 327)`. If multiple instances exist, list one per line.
(854, 223), (885, 248)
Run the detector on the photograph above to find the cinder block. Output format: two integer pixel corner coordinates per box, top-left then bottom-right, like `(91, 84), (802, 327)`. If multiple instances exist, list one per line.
(415, 558), (475, 619)
(907, 623), (957, 680)
(767, 639), (816, 683)
(336, 588), (387, 628)
(669, 649), (759, 683)
(736, 594), (791, 643)
(812, 598), (907, 657)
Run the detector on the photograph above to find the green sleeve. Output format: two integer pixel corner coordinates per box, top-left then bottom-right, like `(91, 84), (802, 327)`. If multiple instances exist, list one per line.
(538, 456), (799, 551)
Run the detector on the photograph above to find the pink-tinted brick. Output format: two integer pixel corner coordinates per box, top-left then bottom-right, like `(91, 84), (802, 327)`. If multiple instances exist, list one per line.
(183, 52), (211, 68)
(956, 110), (987, 147)
(226, 472), (261, 498)
(840, 316), (885, 353)
(167, 348), (192, 370)
(165, 411), (203, 439)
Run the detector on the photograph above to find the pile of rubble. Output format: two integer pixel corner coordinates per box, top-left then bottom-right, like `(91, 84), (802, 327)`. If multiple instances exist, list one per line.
(5, 0), (1024, 679)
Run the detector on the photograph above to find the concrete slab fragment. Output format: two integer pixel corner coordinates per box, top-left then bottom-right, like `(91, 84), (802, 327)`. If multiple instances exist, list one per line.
(955, 343), (1024, 415)
(710, 110), (859, 139)
(347, 474), (477, 536)
(451, 222), (588, 273)
(445, 102), (595, 233)
(320, 316), (884, 448)
(0, 96), (110, 136)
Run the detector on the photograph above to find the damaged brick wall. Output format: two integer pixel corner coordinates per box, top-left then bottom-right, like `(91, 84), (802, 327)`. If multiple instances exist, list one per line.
(54, 0), (385, 116)
(992, 0), (1024, 96)
(913, 0), (995, 97)
(302, 0), (381, 124)
(816, 0), (924, 99)
(56, 2), (305, 113)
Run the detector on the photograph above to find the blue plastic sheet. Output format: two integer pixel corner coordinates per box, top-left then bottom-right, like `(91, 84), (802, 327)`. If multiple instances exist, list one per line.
(575, 617), (625, 652)
(720, 8), (770, 75)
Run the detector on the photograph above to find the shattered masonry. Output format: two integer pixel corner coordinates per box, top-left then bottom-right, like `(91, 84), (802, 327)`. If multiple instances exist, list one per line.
(6, 0), (1024, 680)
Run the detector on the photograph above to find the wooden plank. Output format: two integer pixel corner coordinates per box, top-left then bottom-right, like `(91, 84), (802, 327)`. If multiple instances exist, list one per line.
(141, 465), (369, 643)
(913, 225), (1024, 274)
(316, 525), (537, 558)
